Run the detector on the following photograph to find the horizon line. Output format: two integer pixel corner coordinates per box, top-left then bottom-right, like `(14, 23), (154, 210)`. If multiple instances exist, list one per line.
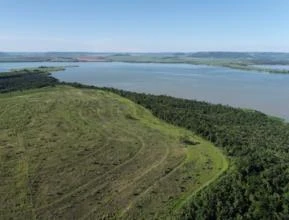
(1, 51), (289, 54)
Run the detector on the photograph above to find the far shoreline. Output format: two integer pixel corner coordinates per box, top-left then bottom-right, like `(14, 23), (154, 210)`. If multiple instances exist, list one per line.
(1, 60), (289, 75)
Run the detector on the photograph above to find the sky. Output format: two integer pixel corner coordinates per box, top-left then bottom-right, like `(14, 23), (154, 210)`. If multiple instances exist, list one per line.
(0, 0), (289, 52)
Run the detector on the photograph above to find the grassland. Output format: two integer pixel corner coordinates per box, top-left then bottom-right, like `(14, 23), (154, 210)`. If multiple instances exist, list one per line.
(0, 85), (227, 219)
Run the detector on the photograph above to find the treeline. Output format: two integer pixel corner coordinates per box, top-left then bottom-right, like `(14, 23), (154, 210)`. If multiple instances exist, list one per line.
(2, 71), (289, 219)
(0, 71), (58, 93)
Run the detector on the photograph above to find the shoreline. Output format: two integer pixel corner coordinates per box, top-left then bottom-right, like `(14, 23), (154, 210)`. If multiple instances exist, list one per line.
(1, 60), (289, 74)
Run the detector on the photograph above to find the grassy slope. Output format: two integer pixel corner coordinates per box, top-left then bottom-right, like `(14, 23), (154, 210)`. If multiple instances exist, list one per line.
(0, 86), (227, 219)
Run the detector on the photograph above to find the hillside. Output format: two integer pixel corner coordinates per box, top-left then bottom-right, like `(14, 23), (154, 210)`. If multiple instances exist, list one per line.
(0, 86), (227, 219)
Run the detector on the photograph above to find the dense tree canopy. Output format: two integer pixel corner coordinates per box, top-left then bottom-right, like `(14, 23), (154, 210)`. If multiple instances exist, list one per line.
(0, 71), (58, 93)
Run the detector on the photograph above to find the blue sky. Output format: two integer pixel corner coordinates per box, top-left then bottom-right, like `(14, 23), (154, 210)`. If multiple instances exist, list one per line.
(1, 0), (289, 52)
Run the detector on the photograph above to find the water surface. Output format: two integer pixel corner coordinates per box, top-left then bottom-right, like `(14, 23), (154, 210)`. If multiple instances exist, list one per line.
(1, 62), (289, 120)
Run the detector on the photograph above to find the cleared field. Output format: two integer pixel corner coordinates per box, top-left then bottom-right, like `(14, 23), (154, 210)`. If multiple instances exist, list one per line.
(0, 86), (228, 219)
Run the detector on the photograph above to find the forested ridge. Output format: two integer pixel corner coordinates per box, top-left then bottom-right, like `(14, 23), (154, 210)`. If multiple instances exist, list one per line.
(1, 69), (289, 219)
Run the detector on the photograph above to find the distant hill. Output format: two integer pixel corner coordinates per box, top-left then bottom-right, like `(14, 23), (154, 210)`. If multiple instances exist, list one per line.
(188, 51), (289, 59)
(1, 51), (289, 65)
